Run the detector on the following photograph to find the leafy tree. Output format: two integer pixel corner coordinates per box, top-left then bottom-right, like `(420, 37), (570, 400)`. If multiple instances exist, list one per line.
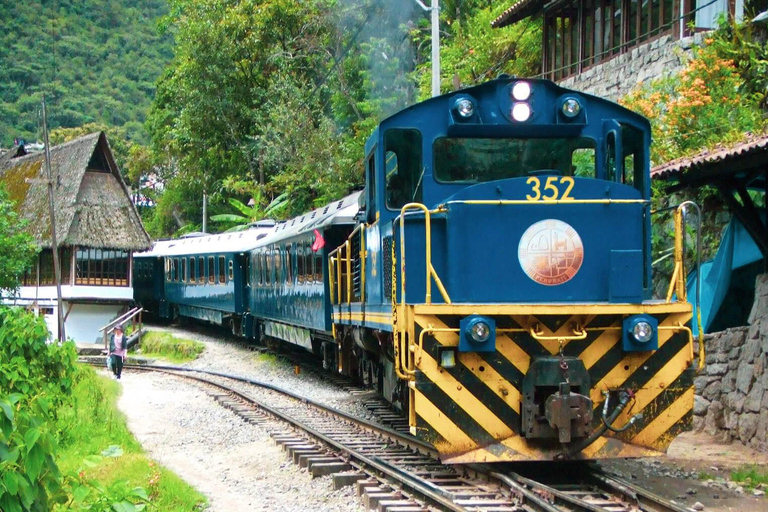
(412, 3), (542, 98)
(0, 186), (39, 293)
(211, 192), (288, 232)
(0, 0), (173, 147)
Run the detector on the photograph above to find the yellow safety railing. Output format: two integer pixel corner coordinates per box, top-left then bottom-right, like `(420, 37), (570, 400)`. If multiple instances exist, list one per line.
(398, 203), (451, 306)
(661, 201), (705, 369)
(328, 224), (366, 305)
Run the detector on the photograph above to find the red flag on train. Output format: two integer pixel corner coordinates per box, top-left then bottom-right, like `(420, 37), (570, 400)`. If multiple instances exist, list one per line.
(312, 229), (325, 252)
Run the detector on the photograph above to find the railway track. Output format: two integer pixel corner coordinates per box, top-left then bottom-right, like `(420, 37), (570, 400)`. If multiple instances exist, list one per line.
(83, 360), (693, 512)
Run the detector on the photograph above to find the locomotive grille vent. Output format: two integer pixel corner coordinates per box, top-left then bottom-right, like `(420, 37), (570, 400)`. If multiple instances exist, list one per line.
(383, 236), (393, 301)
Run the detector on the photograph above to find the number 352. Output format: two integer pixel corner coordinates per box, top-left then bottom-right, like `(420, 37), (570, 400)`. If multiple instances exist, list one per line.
(525, 176), (575, 201)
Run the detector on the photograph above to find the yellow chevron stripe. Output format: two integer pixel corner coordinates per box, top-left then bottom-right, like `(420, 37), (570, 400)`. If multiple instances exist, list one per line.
(589, 315), (679, 404)
(631, 387), (694, 447)
(413, 315), (529, 394)
(413, 389), (481, 451)
(418, 351), (515, 440)
(614, 343), (693, 426)
(496, 334), (531, 374)
(581, 324), (622, 369)
(459, 352), (521, 414)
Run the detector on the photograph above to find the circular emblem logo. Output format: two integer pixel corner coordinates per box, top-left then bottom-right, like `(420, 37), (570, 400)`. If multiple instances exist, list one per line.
(518, 219), (584, 286)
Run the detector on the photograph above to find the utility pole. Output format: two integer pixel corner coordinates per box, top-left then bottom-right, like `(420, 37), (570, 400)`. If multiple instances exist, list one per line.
(414, 0), (440, 97)
(41, 95), (66, 342)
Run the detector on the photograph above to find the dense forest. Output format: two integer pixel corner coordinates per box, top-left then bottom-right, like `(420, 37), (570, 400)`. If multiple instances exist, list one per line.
(0, 0), (173, 146)
(1, 0), (764, 243)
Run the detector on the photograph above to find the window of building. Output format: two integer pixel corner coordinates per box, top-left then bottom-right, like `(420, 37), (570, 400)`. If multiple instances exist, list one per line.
(75, 248), (129, 286)
(208, 256), (215, 284)
(38, 249), (73, 286)
(543, 0), (682, 79)
(218, 256), (226, 284)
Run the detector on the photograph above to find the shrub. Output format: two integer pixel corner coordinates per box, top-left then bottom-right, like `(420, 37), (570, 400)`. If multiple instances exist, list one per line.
(136, 331), (204, 363)
(0, 307), (79, 412)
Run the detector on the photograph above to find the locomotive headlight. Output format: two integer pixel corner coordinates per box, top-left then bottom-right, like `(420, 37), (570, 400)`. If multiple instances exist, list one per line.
(623, 315), (658, 351)
(511, 102), (531, 122)
(511, 81), (531, 101)
(455, 98), (475, 118)
(459, 315), (496, 352)
(632, 321), (654, 343)
(561, 97), (582, 118)
(470, 321), (491, 343)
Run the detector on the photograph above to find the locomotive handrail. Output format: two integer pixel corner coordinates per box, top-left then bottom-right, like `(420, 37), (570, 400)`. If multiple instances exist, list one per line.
(328, 224), (366, 305)
(397, 203), (451, 306)
(529, 323), (587, 341)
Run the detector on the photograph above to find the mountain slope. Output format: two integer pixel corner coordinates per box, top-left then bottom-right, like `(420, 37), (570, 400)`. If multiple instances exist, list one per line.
(0, 0), (173, 146)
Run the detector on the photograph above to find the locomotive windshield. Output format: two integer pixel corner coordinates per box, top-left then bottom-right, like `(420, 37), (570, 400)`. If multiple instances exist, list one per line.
(433, 137), (596, 183)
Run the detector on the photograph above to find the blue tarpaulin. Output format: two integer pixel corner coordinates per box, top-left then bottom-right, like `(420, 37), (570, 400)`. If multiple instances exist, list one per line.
(687, 216), (763, 336)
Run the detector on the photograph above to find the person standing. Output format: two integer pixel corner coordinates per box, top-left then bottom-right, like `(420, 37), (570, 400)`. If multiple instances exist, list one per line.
(109, 324), (127, 380)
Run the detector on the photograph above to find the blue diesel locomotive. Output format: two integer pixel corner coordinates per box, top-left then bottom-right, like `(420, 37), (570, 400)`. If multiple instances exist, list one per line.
(135, 77), (695, 463)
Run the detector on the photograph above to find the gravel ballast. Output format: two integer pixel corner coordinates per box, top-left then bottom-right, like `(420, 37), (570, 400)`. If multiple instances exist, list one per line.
(116, 327), (367, 512)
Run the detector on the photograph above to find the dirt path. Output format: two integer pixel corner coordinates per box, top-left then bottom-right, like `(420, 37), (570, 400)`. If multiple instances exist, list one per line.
(115, 370), (362, 512)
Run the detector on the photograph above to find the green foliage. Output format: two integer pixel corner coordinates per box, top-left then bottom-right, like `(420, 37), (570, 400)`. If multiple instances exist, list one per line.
(136, 331), (205, 363)
(0, 307), (78, 412)
(0, 0), (174, 147)
(0, 307), (78, 512)
(620, 21), (768, 292)
(55, 366), (206, 510)
(0, 393), (63, 512)
(621, 28), (765, 165)
(145, 0), (421, 234)
(414, 5), (542, 97)
(730, 464), (768, 489)
(0, 186), (39, 293)
(211, 191), (288, 232)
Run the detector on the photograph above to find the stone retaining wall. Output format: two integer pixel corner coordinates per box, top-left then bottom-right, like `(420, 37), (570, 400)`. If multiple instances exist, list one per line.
(557, 33), (704, 101)
(693, 274), (768, 450)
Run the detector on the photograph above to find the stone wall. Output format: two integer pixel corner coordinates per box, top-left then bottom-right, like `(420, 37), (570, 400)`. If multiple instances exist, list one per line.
(557, 33), (704, 102)
(693, 274), (768, 450)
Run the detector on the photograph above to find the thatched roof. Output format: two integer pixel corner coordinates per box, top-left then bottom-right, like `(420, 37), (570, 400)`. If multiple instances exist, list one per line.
(0, 132), (151, 251)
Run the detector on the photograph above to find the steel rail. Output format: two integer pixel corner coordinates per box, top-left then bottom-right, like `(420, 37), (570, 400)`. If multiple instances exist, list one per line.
(125, 363), (436, 456)
(120, 364), (469, 511)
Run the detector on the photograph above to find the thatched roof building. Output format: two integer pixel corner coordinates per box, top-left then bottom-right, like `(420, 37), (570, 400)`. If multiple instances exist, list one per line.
(0, 132), (150, 251)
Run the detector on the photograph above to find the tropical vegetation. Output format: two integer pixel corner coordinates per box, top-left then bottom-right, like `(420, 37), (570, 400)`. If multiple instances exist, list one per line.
(0, 0), (174, 147)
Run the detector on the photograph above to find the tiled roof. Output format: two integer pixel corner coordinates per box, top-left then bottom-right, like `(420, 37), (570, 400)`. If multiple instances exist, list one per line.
(651, 133), (768, 180)
(491, 0), (543, 28)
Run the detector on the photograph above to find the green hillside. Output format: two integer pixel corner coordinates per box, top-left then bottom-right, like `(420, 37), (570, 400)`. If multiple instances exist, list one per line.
(0, 0), (173, 146)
